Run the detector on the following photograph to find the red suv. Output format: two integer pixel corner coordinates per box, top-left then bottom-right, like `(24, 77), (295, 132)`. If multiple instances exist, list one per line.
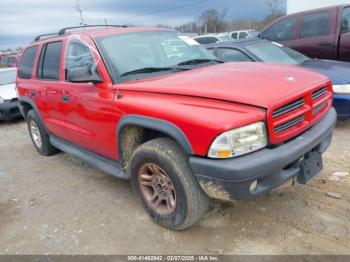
(17, 26), (337, 230)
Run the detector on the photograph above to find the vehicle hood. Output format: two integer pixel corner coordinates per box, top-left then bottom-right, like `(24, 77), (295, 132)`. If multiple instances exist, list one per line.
(0, 83), (17, 100)
(301, 59), (350, 85)
(118, 62), (329, 108)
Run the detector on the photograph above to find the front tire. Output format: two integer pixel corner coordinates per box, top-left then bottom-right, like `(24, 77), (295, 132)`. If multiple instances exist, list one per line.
(26, 110), (58, 156)
(130, 138), (208, 230)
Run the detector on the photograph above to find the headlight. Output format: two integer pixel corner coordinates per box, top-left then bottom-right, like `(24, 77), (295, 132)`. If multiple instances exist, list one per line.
(208, 122), (268, 159)
(333, 84), (350, 94)
(0, 97), (4, 104)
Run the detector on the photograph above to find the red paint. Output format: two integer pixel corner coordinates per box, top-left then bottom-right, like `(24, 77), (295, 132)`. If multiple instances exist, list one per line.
(17, 27), (333, 160)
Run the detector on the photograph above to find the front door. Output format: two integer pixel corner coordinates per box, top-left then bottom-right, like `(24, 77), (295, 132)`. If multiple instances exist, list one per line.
(59, 38), (120, 160)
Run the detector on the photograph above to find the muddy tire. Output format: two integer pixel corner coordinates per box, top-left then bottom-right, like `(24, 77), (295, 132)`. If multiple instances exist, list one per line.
(26, 110), (58, 156)
(130, 137), (208, 230)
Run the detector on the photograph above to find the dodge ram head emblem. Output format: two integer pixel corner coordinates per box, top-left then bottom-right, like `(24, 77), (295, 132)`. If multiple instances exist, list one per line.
(285, 76), (297, 82)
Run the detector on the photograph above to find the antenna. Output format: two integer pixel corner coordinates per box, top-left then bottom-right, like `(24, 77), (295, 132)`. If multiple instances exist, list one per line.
(75, 0), (86, 26)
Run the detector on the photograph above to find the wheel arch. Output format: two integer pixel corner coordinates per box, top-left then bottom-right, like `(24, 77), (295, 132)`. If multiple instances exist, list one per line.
(19, 96), (48, 132)
(117, 115), (193, 169)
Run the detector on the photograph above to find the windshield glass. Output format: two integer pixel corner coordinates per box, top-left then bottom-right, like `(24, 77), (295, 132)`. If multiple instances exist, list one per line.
(246, 41), (310, 65)
(248, 30), (259, 38)
(0, 69), (17, 85)
(96, 30), (217, 81)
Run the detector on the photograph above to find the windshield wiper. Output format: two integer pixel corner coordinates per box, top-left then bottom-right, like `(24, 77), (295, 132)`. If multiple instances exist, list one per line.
(177, 59), (223, 66)
(120, 67), (188, 77)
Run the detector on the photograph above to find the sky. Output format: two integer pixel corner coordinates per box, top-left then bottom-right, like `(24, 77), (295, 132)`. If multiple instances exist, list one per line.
(0, 0), (286, 50)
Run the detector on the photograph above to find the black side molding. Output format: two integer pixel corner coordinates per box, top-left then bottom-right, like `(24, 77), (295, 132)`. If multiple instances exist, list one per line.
(50, 135), (127, 179)
(117, 115), (193, 155)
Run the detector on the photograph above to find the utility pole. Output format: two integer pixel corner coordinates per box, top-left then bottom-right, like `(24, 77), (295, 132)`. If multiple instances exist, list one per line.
(104, 18), (108, 26)
(75, 0), (85, 26)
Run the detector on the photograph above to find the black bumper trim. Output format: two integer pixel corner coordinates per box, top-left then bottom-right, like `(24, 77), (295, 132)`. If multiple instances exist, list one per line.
(190, 108), (337, 201)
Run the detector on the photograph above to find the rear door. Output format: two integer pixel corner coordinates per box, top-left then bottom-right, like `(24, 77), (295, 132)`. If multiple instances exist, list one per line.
(36, 41), (68, 138)
(293, 9), (338, 59)
(339, 6), (350, 61)
(261, 16), (298, 47)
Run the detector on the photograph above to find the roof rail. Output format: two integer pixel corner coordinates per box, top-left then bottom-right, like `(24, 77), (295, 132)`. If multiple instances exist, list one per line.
(34, 33), (59, 42)
(58, 24), (127, 36)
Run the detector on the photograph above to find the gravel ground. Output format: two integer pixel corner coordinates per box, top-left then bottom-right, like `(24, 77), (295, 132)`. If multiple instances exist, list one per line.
(0, 119), (349, 255)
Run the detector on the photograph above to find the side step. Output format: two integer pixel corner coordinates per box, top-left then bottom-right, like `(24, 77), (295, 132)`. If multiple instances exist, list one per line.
(50, 136), (128, 179)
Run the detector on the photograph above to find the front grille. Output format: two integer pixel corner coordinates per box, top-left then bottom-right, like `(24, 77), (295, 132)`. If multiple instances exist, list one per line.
(312, 87), (327, 100)
(269, 85), (332, 143)
(272, 98), (305, 118)
(313, 101), (327, 115)
(274, 115), (304, 133)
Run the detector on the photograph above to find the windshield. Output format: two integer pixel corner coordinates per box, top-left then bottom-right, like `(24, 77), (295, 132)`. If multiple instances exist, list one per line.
(0, 69), (17, 85)
(246, 41), (310, 65)
(96, 30), (217, 81)
(248, 30), (259, 38)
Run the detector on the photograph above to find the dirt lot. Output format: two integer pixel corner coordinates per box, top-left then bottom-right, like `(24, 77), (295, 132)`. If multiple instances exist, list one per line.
(0, 119), (349, 255)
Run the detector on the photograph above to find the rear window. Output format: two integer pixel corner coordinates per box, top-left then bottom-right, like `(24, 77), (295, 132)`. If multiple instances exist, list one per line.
(37, 41), (62, 81)
(300, 12), (330, 38)
(18, 46), (38, 79)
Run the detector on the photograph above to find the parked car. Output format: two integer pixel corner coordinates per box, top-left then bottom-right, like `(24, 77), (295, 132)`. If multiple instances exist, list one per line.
(193, 34), (231, 44)
(230, 30), (259, 40)
(206, 39), (350, 118)
(0, 54), (20, 68)
(17, 25), (336, 230)
(260, 5), (350, 62)
(0, 68), (21, 121)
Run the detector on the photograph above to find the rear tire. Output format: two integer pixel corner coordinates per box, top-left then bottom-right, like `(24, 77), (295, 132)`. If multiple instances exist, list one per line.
(26, 110), (58, 156)
(130, 138), (208, 230)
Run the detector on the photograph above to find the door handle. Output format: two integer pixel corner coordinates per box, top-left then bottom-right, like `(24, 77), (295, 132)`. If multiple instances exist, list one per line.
(62, 95), (70, 102)
(319, 41), (333, 47)
(30, 91), (36, 97)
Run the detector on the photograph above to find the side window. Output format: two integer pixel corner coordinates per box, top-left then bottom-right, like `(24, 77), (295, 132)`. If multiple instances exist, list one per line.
(37, 41), (62, 80)
(65, 39), (95, 81)
(300, 12), (330, 38)
(18, 46), (38, 79)
(262, 16), (297, 41)
(214, 48), (252, 62)
(342, 7), (350, 33)
(239, 32), (249, 39)
(231, 33), (238, 39)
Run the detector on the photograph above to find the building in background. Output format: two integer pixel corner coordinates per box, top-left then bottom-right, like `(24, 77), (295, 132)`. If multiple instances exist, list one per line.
(287, 0), (349, 14)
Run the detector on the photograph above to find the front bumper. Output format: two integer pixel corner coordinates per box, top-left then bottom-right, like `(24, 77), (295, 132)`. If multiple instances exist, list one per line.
(0, 101), (22, 121)
(190, 107), (337, 201)
(333, 94), (350, 118)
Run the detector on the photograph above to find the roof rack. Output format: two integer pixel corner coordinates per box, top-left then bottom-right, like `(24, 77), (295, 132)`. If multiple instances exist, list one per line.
(34, 33), (59, 41)
(58, 24), (127, 36)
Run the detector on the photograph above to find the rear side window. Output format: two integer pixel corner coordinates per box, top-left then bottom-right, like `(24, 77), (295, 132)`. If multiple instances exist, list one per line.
(18, 46), (38, 79)
(239, 32), (249, 39)
(213, 48), (252, 62)
(342, 7), (350, 33)
(231, 32), (238, 39)
(194, 37), (219, 44)
(300, 12), (330, 38)
(37, 41), (62, 81)
(262, 16), (297, 41)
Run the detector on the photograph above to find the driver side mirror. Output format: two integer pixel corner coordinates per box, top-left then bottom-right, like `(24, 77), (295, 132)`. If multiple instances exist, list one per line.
(67, 64), (102, 83)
